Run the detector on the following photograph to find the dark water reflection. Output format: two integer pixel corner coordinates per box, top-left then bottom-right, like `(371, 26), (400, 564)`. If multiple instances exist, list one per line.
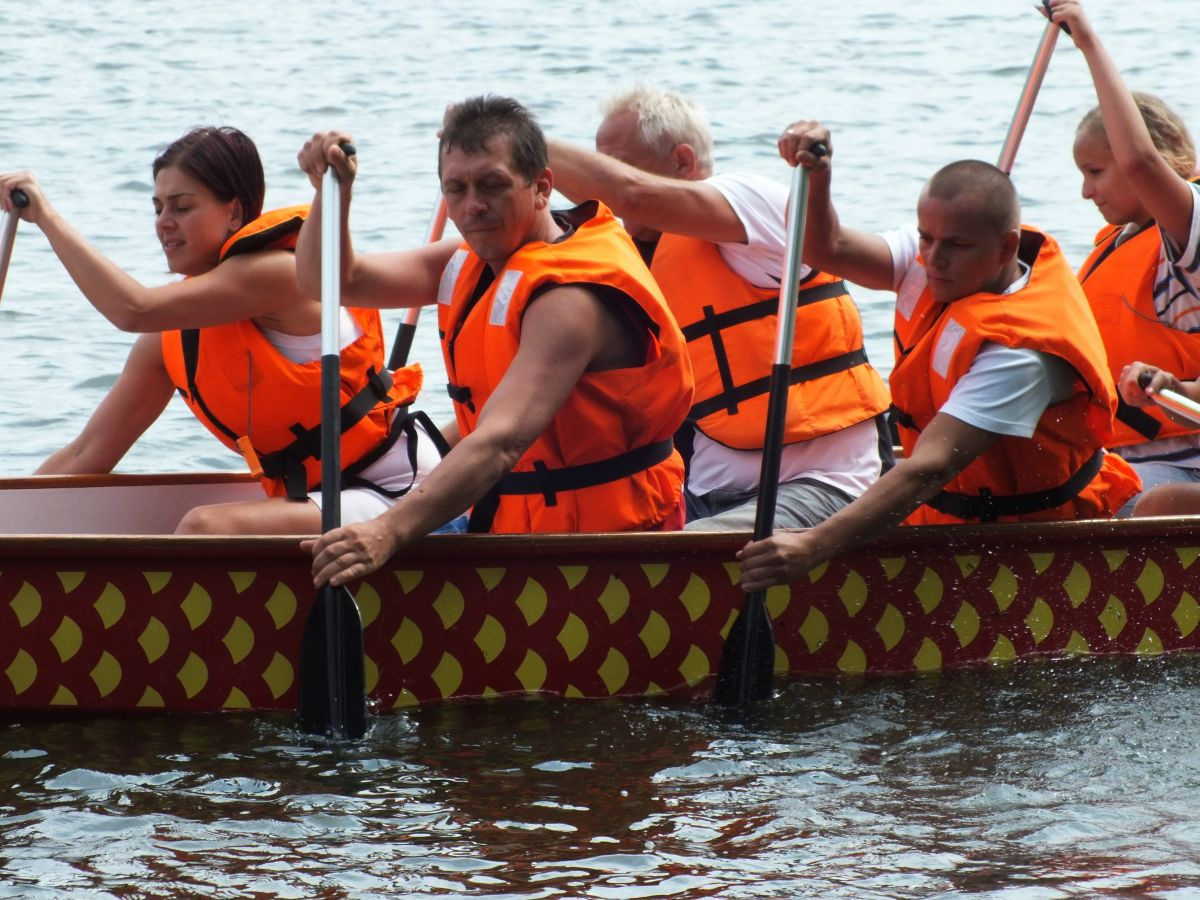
(6, 655), (1200, 896)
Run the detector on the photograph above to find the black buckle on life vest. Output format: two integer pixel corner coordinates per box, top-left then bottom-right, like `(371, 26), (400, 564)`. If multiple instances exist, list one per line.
(446, 381), (475, 414)
(466, 438), (675, 533)
(923, 449), (1105, 523)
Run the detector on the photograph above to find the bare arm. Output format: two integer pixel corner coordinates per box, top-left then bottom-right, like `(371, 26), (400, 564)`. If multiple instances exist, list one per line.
(737, 413), (998, 591)
(305, 283), (619, 585)
(1049, 0), (1195, 245)
(293, 130), (458, 309)
(35, 333), (175, 474)
(547, 138), (748, 244)
(776, 121), (896, 290)
(0, 172), (308, 332)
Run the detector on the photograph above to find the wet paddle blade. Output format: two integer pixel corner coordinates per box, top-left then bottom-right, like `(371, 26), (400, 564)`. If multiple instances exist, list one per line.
(298, 584), (366, 738)
(713, 591), (774, 706)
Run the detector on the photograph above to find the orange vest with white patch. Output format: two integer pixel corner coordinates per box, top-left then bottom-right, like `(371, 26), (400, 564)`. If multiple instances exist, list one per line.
(161, 205), (424, 499)
(437, 201), (693, 533)
(1078, 221), (1200, 448)
(650, 231), (890, 448)
(890, 227), (1140, 524)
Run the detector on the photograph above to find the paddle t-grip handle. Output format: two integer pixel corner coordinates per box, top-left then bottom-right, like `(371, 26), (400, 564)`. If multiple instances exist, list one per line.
(811, 142), (829, 159)
(339, 142), (356, 158)
(1139, 371), (1152, 390)
(1042, 0), (1073, 36)
(11, 189), (28, 208)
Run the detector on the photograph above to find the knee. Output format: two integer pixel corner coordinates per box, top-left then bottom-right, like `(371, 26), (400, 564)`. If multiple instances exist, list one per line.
(175, 504), (230, 535)
(1132, 484), (1196, 518)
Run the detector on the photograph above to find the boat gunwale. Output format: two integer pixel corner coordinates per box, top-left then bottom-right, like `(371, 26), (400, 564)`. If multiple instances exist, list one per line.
(0, 515), (1195, 561)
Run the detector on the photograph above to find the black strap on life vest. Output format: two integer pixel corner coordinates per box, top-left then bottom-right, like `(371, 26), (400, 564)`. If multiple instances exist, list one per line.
(682, 278), (849, 418)
(921, 449), (1104, 523)
(689, 348), (869, 422)
(254, 366), (396, 500)
(1116, 394), (1163, 441)
(466, 437), (675, 533)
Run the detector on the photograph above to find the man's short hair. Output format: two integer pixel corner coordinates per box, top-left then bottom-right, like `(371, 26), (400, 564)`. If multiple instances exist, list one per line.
(922, 160), (1021, 236)
(440, 95), (548, 182)
(602, 85), (715, 176)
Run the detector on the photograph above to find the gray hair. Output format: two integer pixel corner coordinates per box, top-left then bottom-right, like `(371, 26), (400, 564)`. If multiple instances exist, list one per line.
(601, 85), (715, 176)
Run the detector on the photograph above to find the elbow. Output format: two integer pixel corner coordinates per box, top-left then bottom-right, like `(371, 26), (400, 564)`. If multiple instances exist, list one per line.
(107, 302), (156, 333)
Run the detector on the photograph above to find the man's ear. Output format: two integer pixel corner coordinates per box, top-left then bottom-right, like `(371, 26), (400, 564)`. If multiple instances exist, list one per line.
(671, 143), (699, 179)
(534, 167), (553, 208)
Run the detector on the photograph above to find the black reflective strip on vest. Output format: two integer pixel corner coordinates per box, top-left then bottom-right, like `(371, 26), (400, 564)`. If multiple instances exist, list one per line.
(689, 348), (869, 422)
(679, 279), (848, 343)
(1115, 394), (1162, 441)
(467, 438), (674, 533)
(921, 449), (1104, 524)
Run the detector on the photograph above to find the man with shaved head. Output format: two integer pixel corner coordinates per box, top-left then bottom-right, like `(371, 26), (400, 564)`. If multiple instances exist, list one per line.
(738, 122), (1141, 593)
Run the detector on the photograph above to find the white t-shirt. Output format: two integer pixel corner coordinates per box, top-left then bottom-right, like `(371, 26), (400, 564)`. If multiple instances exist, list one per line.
(1105, 181), (1200, 463)
(260, 314), (442, 519)
(683, 172), (886, 498)
(881, 225), (1075, 437)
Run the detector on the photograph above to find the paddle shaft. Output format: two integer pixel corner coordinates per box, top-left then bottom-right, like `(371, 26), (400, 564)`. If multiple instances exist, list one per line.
(386, 195), (448, 370)
(752, 159), (817, 539)
(997, 7), (1068, 175)
(0, 190), (29, 303)
(298, 144), (367, 740)
(714, 147), (824, 708)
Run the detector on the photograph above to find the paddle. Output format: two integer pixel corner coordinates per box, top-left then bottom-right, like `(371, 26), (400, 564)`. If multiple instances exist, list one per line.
(714, 144), (827, 708)
(0, 189), (29, 303)
(386, 195), (448, 370)
(297, 143), (367, 739)
(997, 1), (1070, 175)
(1138, 371), (1200, 427)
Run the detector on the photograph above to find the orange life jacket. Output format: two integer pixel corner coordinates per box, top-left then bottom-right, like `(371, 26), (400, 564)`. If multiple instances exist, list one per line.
(890, 227), (1141, 525)
(162, 205), (424, 500)
(437, 200), (693, 533)
(649, 232), (891, 448)
(1078, 220), (1200, 448)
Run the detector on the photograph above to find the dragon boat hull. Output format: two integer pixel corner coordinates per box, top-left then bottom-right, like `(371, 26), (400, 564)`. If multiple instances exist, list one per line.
(2, 474), (1198, 714)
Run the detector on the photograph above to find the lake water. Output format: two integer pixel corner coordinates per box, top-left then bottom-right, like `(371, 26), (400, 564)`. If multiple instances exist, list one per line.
(4, 0), (1200, 896)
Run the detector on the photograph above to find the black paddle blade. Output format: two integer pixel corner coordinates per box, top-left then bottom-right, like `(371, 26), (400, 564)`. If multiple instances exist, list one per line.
(297, 584), (367, 739)
(713, 591), (775, 707)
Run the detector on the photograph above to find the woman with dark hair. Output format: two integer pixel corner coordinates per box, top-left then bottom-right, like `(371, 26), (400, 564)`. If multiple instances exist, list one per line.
(0, 126), (444, 534)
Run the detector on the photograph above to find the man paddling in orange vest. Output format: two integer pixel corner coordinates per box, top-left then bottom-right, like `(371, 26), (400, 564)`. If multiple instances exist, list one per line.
(547, 86), (892, 532)
(738, 122), (1141, 593)
(297, 95), (694, 588)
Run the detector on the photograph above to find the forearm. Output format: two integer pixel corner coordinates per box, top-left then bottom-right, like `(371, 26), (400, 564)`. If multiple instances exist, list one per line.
(378, 427), (522, 544)
(799, 459), (953, 565)
(546, 139), (619, 206)
(37, 209), (155, 331)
